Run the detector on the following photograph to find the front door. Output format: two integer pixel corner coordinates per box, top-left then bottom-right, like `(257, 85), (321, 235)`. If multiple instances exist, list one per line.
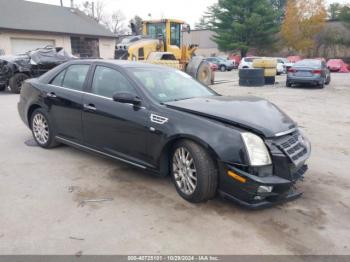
(82, 65), (150, 166)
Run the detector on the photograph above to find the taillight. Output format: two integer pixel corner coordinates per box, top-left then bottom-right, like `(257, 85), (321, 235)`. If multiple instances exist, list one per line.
(312, 70), (321, 74)
(288, 68), (296, 73)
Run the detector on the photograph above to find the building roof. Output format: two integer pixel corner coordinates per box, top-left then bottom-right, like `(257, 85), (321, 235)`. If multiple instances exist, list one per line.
(0, 0), (115, 38)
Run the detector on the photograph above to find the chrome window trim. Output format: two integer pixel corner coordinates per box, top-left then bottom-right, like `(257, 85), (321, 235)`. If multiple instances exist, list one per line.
(55, 136), (146, 169)
(47, 84), (146, 109)
(48, 84), (85, 94)
(274, 128), (297, 137)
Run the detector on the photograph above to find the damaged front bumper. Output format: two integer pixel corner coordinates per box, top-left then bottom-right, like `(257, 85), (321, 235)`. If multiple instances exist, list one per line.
(219, 164), (307, 209)
(219, 130), (310, 209)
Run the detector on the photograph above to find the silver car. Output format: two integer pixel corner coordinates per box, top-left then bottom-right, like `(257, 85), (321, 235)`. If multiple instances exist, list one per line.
(286, 59), (331, 88)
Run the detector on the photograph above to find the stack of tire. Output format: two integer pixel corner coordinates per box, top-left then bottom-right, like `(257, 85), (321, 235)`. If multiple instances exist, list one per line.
(252, 58), (277, 85)
(239, 68), (265, 87)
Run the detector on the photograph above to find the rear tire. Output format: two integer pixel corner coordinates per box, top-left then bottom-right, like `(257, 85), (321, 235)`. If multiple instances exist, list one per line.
(318, 81), (325, 89)
(9, 73), (28, 94)
(325, 76), (331, 85)
(30, 108), (59, 149)
(171, 140), (218, 203)
(0, 84), (6, 91)
(286, 81), (292, 87)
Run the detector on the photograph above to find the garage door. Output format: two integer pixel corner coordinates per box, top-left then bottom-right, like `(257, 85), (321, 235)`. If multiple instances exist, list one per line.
(11, 38), (55, 55)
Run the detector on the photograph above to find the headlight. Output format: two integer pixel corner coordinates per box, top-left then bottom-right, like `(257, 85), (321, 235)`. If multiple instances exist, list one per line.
(241, 132), (272, 166)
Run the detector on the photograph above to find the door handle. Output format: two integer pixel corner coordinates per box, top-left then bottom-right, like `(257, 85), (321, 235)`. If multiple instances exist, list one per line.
(84, 104), (96, 112)
(46, 92), (57, 98)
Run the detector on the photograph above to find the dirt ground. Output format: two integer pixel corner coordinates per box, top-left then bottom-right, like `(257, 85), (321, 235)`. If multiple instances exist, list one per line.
(0, 72), (349, 255)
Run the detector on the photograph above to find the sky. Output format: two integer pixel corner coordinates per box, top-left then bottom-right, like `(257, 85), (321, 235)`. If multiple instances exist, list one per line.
(27, 0), (350, 28)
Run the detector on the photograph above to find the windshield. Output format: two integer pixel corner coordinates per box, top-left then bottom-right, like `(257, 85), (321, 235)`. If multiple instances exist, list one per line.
(130, 68), (217, 103)
(147, 23), (166, 39)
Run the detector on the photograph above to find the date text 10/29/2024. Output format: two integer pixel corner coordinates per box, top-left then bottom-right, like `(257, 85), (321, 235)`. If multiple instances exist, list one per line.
(128, 256), (220, 261)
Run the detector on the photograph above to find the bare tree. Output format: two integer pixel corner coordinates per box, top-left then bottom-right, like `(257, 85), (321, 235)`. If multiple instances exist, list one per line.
(80, 0), (105, 23)
(104, 10), (128, 35)
(78, 1), (128, 35)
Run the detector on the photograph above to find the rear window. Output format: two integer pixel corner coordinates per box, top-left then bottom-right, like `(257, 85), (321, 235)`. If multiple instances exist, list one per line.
(62, 65), (90, 91)
(50, 70), (66, 86)
(295, 60), (321, 67)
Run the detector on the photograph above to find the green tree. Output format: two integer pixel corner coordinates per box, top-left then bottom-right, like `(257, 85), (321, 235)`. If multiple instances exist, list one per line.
(207, 0), (280, 57)
(270, 0), (287, 20)
(195, 16), (210, 30)
(339, 5), (350, 24)
(328, 3), (342, 20)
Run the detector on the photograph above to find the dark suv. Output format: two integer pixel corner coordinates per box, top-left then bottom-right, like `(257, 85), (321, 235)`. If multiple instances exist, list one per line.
(205, 57), (235, 72)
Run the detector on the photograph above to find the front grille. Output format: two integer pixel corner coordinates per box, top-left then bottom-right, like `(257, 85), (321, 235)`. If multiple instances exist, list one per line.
(273, 131), (308, 165)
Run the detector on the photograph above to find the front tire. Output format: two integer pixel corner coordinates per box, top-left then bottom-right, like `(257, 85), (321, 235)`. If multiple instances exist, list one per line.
(30, 108), (59, 149)
(9, 73), (29, 94)
(220, 65), (227, 72)
(171, 140), (218, 203)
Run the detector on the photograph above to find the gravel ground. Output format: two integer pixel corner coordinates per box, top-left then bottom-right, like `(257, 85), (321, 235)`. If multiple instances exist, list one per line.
(0, 71), (349, 255)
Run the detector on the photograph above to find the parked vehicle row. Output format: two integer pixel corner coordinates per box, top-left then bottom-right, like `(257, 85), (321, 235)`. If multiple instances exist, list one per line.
(205, 57), (235, 72)
(18, 60), (311, 208)
(238, 57), (288, 75)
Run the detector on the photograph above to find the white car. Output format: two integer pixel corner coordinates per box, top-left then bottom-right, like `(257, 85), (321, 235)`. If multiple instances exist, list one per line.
(238, 57), (260, 69)
(277, 58), (293, 73)
(276, 58), (286, 75)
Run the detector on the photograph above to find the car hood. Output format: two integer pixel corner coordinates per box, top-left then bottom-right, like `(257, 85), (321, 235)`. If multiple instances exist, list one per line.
(165, 96), (296, 138)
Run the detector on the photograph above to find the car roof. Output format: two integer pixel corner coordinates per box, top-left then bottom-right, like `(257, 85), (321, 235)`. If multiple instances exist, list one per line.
(294, 59), (322, 66)
(66, 59), (175, 70)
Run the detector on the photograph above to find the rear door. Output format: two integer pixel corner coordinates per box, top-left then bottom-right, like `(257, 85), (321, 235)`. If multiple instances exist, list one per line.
(47, 64), (90, 142)
(82, 64), (151, 166)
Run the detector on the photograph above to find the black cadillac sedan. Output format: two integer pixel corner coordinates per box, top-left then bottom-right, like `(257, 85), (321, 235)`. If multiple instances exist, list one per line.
(18, 60), (311, 209)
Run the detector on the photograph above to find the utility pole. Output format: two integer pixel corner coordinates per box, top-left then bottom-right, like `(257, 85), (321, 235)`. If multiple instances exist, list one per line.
(92, 1), (95, 18)
(60, 0), (63, 6)
(70, 0), (74, 8)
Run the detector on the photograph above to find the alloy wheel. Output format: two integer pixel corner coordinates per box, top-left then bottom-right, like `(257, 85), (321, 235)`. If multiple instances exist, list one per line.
(172, 147), (197, 195)
(32, 113), (49, 145)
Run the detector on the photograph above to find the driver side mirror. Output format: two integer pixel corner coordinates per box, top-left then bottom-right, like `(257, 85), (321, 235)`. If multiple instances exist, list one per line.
(113, 92), (142, 106)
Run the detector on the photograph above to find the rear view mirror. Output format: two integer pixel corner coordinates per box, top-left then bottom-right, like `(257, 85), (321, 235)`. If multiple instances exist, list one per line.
(113, 92), (141, 105)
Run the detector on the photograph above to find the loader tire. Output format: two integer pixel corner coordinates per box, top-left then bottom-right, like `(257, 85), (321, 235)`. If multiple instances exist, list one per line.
(186, 56), (213, 86)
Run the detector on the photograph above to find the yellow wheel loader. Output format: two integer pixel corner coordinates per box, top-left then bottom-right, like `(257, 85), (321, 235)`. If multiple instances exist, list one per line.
(115, 19), (214, 85)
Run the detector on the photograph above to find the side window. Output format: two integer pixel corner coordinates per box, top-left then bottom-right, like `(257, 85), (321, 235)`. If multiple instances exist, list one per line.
(50, 70), (66, 86)
(91, 66), (137, 98)
(62, 65), (90, 91)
